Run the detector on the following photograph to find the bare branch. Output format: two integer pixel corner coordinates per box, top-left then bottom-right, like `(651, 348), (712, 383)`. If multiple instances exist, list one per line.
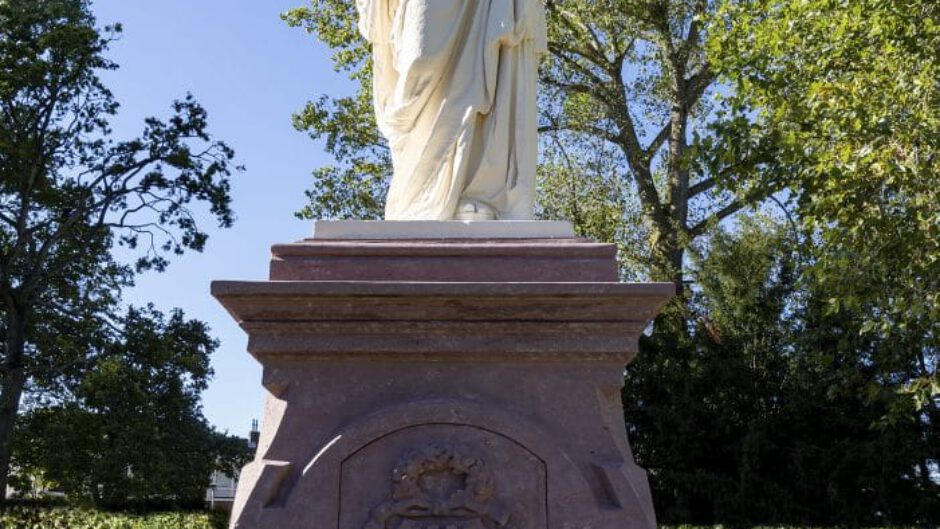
(538, 122), (622, 146)
(689, 178), (716, 197)
(646, 122), (672, 158)
(690, 199), (747, 238)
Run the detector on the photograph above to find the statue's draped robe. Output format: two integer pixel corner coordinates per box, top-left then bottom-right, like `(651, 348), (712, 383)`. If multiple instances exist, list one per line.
(357, 0), (547, 220)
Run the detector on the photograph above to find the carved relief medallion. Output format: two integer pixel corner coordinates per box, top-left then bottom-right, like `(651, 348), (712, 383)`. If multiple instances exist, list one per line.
(363, 445), (519, 529)
(339, 424), (545, 529)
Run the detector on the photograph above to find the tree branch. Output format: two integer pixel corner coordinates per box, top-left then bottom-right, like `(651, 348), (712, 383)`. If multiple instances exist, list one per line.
(689, 177), (716, 197)
(646, 122), (672, 158)
(689, 199), (747, 237)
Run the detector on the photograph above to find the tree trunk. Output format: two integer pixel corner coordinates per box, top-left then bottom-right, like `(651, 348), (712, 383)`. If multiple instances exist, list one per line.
(0, 310), (28, 503)
(650, 233), (686, 294)
(662, 99), (691, 293)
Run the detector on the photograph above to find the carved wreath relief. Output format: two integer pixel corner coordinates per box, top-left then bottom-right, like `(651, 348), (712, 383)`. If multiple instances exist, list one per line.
(363, 445), (520, 529)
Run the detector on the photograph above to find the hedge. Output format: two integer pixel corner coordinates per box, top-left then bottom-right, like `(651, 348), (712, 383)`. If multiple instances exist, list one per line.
(0, 510), (923, 529)
(0, 507), (227, 529)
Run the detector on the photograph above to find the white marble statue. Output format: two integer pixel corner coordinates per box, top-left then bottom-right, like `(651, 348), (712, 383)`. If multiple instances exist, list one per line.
(356, 0), (547, 221)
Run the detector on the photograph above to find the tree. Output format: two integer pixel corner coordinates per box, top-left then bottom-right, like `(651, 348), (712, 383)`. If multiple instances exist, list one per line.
(628, 217), (939, 524)
(286, 0), (940, 524)
(708, 0), (939, 411)
(13, 306), (252, 509)
(284, 0), (786, 286)
(708, 0), (939, 450)
(283, 0), (385, 221)
(0, 0), (237, 496)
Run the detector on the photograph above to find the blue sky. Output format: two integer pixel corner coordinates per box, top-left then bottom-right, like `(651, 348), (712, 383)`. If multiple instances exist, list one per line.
(91, 0), (344, 437)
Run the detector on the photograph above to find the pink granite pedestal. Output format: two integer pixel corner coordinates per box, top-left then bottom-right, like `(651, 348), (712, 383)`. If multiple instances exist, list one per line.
(212, 224), (673, 529)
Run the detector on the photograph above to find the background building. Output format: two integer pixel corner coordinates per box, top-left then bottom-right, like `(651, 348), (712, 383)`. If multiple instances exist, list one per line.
(207, 420), (260, 513)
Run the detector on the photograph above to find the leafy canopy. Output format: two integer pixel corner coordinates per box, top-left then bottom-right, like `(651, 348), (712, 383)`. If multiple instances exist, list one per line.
(0, 0), (241, 497)
(709, 0), (939, 409)
(14, 306), (252, 508)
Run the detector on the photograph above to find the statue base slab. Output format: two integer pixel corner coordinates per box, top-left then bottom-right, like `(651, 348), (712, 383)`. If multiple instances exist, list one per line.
(212, 233), (672, 529)
(311, 220), (576, 240)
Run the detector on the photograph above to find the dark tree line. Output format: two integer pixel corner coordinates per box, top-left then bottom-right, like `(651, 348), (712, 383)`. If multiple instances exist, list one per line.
(629, 217), (938, 524)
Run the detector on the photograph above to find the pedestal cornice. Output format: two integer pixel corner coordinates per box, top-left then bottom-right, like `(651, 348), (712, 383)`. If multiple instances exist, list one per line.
(212, 281), (674, 362)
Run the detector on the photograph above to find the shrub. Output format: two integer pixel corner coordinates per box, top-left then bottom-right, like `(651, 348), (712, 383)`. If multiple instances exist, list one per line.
(0, 507), (228, 529)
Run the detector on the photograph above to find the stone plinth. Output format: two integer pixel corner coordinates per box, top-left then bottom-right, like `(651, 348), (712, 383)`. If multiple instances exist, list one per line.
(212, 222), (673, 529)
(311, 220), (576, 240)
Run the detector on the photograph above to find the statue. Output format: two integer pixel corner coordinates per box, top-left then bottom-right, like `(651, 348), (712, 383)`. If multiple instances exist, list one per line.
(356, 0), (547, 221)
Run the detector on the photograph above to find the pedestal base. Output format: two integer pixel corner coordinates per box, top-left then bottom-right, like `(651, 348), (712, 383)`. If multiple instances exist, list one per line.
(213, 223), (672, 529)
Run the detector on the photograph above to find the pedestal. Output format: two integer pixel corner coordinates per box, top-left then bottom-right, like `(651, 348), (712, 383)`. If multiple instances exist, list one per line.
(212, 221), (673, 529)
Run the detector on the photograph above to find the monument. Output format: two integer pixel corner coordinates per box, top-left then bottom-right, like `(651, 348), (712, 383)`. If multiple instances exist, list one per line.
(357, 0), (546, 221)
(212, 2), (672, 527)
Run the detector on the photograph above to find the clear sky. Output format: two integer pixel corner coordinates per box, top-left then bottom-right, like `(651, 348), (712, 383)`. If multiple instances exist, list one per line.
(90, 0), (345, 437)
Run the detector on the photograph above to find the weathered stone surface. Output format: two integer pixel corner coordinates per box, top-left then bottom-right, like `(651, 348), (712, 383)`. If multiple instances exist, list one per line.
(345, 432), (544, 529)
(312, 220), (575, 240)
(213, 231), (672, 529)
(269, 238), (617, 282)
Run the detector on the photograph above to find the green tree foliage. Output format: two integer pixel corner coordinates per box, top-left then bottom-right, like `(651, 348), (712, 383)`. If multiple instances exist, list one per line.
(627, 217), (797, 522)
(631, 218), (939, 524)
(283, 0), (387, 220)
(12, 307), (252, 509)
(708, 0), (939, 413)
(536, 144), (652, 279)
(0, 0), (238, 495)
